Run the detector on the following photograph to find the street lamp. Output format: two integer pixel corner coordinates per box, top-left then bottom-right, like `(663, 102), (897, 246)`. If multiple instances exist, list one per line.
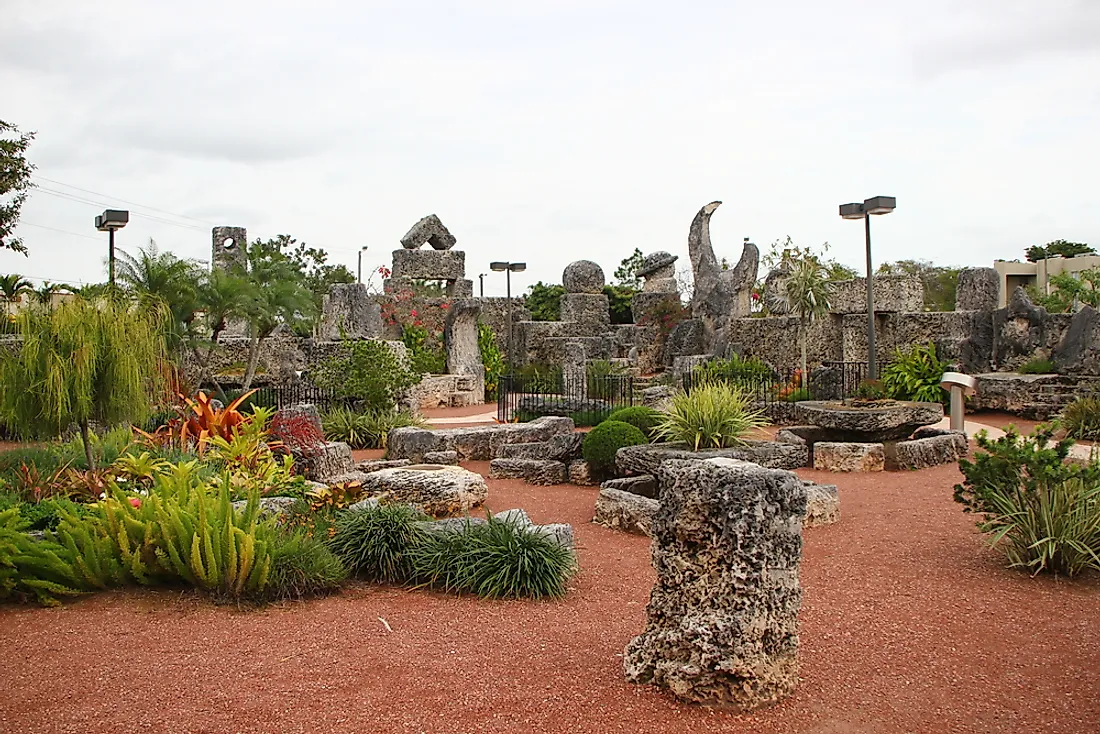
(95, 209), (129, 287)
(839, 195), (896, 380)
(490, 261), (526, 374)
(357, 246), (369, 284)
(478, 273), (487, 297)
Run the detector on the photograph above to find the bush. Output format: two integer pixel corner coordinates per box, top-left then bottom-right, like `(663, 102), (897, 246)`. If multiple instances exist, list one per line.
(265, 530), (348, 600)
(313, 339), (422, 412)
(327, 503), (428, 582)
(1019, 357), (1057, 375)
(1061, 396), (1100, 442)
(401, 323), (446, 374)
(0, 507), (86, 606)
(880, 342), (948, 405)
(979, 477), (1100, 577)
(606, 406), (661, 439)
(321, 407), (425, 449)
(693, 355), (774, 386)
(586, 360), (629, 400)
(0, 493), (89, 532)
(478, 321), (504, 401)
(582, 420), (648, 476)
(853, 379), (888, 401)
(652, 382), (767, 450)
(409, 514), (577, 599)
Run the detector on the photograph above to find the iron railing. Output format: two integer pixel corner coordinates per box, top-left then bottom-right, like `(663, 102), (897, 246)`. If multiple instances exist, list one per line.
(497, 373), (635, 423)
(232, 384), (352, 413)
(681, 361), (871, 403)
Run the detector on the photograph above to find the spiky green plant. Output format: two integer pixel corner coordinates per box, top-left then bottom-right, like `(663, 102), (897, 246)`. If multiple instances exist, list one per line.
(0, 507), (86, 606)
(1059, 396), (1100, 442)
(881, 342), (949, 405)
(780, 255), (832, 379)
(321, 407), (425, 449)
(327, 503), (428, 582)
(0, 296), (168, 469)
(265, 529), (348, 600)
(652, 382), (767, 450)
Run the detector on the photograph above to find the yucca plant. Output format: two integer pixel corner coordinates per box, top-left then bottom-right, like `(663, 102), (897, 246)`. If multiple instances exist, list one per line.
(980, 477), (1100, 577)
(652, 382), (767, 450)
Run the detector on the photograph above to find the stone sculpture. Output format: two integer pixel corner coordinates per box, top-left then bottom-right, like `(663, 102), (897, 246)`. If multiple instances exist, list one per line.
(686, 201), (759, 355)
(443, 299), (486, 401)
(400, 214), (457, 250)
(631, 251), (682, 324)
(623, 457), (805, 709)
(318, 283), (383, 340)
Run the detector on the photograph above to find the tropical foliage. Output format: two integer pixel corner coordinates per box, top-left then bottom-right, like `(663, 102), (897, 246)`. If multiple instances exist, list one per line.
(880, 342), (948, 405)
(653, 382), (767, 450)
(581, 420), (648, 476)
(780, 253), (832, 379)
(313, 339), (422, 412)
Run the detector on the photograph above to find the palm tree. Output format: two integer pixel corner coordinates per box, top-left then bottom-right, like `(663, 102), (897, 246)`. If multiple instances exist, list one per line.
(782, 255), (832, 383)
(239, 255), (315, 390)
(191, 268), (255, 398)
(116, 239), (203, 352)
(31, 281), (64, 306)
(0, 273), (32, 303)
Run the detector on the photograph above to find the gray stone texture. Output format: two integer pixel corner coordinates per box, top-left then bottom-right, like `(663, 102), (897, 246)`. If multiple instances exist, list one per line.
(422, 450), (459, 465)
(636, 251), (678, 279)
(1053, 305), (1100, 375)
(593, 487), (659, 536)
(318, 283), (383, 340)
(400, 214), (457, 250)
(231, 496), (298, 520)
(615, 441), (809, 476)
(802, 481), (840, 527)
(794, 400), (943, 442)
(356, 459), (413, 473)
(955, 267), (1000, 312)
(562, 260), (606, 294)
(387, 416), (576, 462)
(568, 460), (597, 485)
(623, 458), (805, 709)
(813, 442), (886, 472)
(640, 385), (675, 411)
(630, 292), (681, 325)
(601, 474), (658, 499)
(444, 299), (486, 400)
(989, 287), (1074, 371)
(488, 458), (568, 485)
(662, 319), (706, 366)
(560, 293), (611, 328)
(303, 441), (355, 482)
(211, 226), (247, 272)
(891, 432), (968, 471)
(408, 373), (483, 409)
(687, 202), (759, 356)
(356, 464), (488, 517)
(279, 403), (324, 435)
(389, 249), (466, 281)
(828, 275), (924, 314)
(496, 433), (584, 462)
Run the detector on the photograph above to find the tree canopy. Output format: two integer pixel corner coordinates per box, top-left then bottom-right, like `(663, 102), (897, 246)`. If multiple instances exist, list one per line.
(1026, 240), (1095, 263)
(0, 120), (35, 255)
(876, 259), (961, 312)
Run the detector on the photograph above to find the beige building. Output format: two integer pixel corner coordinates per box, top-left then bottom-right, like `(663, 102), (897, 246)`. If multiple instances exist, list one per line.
(993, 254), (1100, 308)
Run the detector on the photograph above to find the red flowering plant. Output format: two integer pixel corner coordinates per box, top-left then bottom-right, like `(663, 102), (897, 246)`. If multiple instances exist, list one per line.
(269, 411), (327, 459)
(637, 299), (690, 342)
(380, 287), (451, 374)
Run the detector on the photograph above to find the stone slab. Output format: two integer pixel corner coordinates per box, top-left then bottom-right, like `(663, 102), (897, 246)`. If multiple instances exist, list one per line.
(593, 487), (659, 536)
(813, 442), (885, 472)
(616, 441), (808, 477)
(489, 458), (568, 485)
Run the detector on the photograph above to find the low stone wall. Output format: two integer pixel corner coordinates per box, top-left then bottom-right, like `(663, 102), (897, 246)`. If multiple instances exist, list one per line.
(387, 416), (575, 462)
(616, 441), (808, 476)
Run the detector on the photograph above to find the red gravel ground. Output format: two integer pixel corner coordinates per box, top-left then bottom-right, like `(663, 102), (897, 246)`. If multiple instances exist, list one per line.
(2, 461), (1100, 733)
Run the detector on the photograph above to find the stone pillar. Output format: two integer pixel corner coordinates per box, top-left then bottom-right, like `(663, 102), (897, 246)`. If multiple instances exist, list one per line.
(632, 251), (682, 324)
(561, 260), (610, 336)
(562, 341), (587, 399)
(444, 299), (485, 400)
(955, 267), (1000, 312)
(624, 457), (806, 709)
(319, 283), (383, 340)
(211, 226), (247, 272)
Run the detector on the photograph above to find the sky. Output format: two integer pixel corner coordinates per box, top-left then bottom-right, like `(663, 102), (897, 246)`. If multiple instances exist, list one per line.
(3, 0), (1099, 297)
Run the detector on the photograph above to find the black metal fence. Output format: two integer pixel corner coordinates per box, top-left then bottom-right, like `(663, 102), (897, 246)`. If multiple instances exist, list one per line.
(497, 373), (635, 425)
(228, 384), (352, 413)
(681, 361), (870, 404)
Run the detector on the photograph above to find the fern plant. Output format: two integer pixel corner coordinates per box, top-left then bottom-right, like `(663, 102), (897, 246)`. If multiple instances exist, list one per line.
(0, 507), (86, 606)
(881, 342), (949, 405)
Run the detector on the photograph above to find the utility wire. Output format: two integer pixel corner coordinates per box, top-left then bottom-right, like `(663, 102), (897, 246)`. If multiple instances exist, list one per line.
(20, 221), (103, 241)
(32, 186), (207, 231)
(32, 175), (218, 226)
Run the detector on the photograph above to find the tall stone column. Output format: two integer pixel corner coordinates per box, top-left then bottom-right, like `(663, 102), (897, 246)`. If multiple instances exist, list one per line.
(624, 457), (806, 709)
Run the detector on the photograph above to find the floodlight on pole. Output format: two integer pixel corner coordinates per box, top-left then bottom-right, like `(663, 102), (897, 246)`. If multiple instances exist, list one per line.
(490, 261), (527, 374)
(838, 195), (896, 380)
(95, 210), (129, 287)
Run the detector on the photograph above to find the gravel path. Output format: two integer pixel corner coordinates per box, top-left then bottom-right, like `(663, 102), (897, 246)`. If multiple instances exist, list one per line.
(2, 460), (1099, 733)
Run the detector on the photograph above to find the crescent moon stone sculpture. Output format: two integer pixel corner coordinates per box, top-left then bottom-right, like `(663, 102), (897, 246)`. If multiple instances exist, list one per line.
(687, 201), (759, 354)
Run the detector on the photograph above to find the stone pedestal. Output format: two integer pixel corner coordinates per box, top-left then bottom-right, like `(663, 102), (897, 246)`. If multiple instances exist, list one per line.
(631, 292), (681, 324)
(623, 457), (805, 709)
(390, 249), (466, 281)
(319, 283), (383, 340)
(560, 293), (610, 330)
(956, 267), (1000, 312)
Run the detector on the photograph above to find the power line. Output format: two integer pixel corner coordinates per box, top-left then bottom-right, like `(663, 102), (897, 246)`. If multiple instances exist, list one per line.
(32, 175), (218, 226)
(20, 221), (103, 241)
(31, 186), (207, 232)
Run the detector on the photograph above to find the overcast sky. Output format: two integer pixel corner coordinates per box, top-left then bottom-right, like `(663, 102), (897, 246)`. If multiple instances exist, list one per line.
(3, 0), (1098, 296)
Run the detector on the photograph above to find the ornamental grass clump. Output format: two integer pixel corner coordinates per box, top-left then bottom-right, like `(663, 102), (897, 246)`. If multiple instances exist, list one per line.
(265, 530), (348, 601)
(321, 407), (425, 449)
(327, 503), (428, 583)
(652, 382), (767, 450)
(410, 514), (577, 600)
(1060, 396), (1100, 442)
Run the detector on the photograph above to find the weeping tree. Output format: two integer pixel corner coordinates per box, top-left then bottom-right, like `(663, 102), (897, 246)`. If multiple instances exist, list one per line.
(781, 255), (832, 381)
(0, 296), (168, 469)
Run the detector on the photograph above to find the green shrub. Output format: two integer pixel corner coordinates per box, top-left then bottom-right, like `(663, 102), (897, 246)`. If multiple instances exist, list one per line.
(783, 387), (813, 403)
(586, 360), (629, 400)
(1061, 396), (1100, 441)
(1019, 357), (1057, 375)
(516, 363), (563, 393)
(0, 507), (86, 607)
(327, 503), (428, 582)
(853, 379), (888, 401)
(979, 476), (1100, 577)
(524, 282), (565, 322)
(880, 342), (948, 404)
(582, 420), (647, 476)
(692, 354), (774, 386)
(478, 321), (504, 400)
(321, 407), (425, 449)
(0, 494), (89, 532)
(606, 406), (661, 439)
(652, 382), (767, 450)
(265, 529), (348, 600)
(313, 339), (422, 412)
(409, 514), (577, 599)
(567, 410), (612, 428)
(401, 323), (447, 374)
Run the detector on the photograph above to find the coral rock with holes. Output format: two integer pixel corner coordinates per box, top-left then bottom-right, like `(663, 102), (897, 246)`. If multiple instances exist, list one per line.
(387, 417), (575, 462)
(593, 487), (659, 537)
(623, 457), (805, 709)
(355, 464), (488, 517)
(892, 430), (968, 471)
(568, 460), (598, 486)
(802, 481), (840, 527)
(813, 442), (885, 473)
(488, 459), (568, 486)
(615, 441), (808, 476)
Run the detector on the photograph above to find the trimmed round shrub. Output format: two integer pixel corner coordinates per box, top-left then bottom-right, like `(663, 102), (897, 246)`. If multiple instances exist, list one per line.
(327, 503), (428, 582)
(582, 420), (647, 476)
(606, 406), (661, 440)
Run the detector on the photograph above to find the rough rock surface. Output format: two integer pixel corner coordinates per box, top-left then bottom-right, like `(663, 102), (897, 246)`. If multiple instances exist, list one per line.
(828, 276), (924, 314)
(802, 481), (840, 527)
(955, 267), (1000, 312)
(444, 299), (486, 399)
(636, 251), (678, 280)
(992, 287), (1049, 369)
(560, 293), (611, 329)
(231, 496), (298, 519)
(390, 249), (465, 281)
(515, 396), (611, 417)
(623, 458), (805, 708)
(355, 459), (412, 473)
(388, 416), (575, 462)
(892, 432), (968, 471)
(601, 474), (658, 499)
(616, 441), (808, 476)
(489, 458), (568, 486)
(304, 441), (355, 482)
(1053, 305), (1100, 376)
(813, 442), (885, 472)
(662, 319), (706, 366)
(593, 488), (659, 536)
(422, 450), (459, 465)
(318, 284), (383, 340)
(794, 401), (943, 442)
(640, 385), (675, 411)
(562, 260), (606, 294)
(568, 460), (597, 486)
(356, 465), (488, 517)
(400, 213), (457, 250)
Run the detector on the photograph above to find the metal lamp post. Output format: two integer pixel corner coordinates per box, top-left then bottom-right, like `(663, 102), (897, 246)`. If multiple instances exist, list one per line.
(95, 209), (130, 287)
(490, 261), (526, 375)
(357, 245), (369, 284)
(839, 195), (896, 380)
(478, 273), (487, 297)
